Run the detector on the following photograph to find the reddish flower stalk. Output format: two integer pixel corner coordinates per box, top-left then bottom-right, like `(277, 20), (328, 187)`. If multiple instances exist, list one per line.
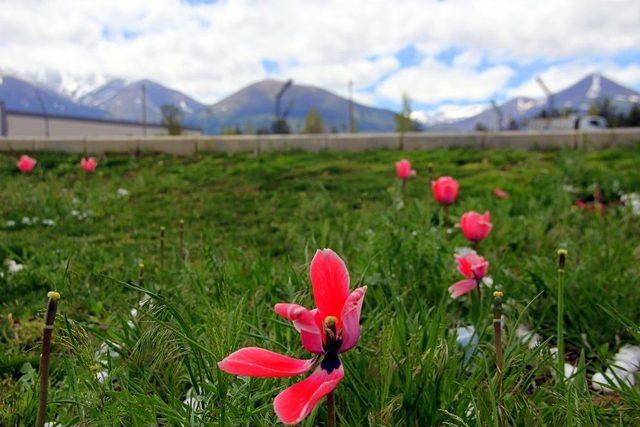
(448, 251), (488, 299)
(179, 219), (185, 262)
(159, 227), (165, 270)
(218, 249), (366, 425)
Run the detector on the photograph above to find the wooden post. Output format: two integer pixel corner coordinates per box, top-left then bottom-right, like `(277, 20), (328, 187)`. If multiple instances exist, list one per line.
(36, 291), (60, 427)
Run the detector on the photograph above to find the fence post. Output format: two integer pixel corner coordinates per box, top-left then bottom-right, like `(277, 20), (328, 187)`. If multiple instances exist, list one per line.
(0, 101), (7, 137)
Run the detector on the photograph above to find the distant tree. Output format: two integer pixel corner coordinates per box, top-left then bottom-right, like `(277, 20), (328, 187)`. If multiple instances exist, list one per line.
(271, 118), (290, 134)
(559, 108), (573, 117)
(508, 118), (519, 130)
(627, 103), (640, 127)
(303, 108), (324, 134)
(221, 126), (242, 135)
(538, 108), (561, 119)
(591, 98), (618, 127)
(394, 93), (420, 132)
(160, 104), (183, 135)
(475, 123), (488, 131)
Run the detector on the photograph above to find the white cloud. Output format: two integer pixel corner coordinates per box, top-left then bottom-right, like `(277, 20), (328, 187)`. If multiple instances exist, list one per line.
(0, 0), (638, 107)
(412, 104), (487, 125)
(421, 0), (640, 60)
(277, 56), (399, 99)
(376, 52), (514, 104)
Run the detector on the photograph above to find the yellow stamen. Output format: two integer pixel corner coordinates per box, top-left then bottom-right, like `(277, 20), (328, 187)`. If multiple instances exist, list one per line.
(47, 291), (60, 301)
(493, 291), (503, 298)
(324, 316), (338, 328)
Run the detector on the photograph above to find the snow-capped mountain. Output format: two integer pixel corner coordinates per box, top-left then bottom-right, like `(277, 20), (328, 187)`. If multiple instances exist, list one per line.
(431, 97), (539, 131)
(435, 73), (640, 131)
(79, 79), (128, 106)
(81, 79), (207, 123)
(2, 71), (638, 133)
(0, 75), (111, 118)
(551, 73), (640, 112)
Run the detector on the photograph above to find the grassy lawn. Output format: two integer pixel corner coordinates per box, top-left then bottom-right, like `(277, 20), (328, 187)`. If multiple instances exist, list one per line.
(1, 145), (640, 425)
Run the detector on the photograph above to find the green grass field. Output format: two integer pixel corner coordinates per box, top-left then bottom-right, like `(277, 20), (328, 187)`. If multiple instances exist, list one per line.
(2, 146), (640, 425)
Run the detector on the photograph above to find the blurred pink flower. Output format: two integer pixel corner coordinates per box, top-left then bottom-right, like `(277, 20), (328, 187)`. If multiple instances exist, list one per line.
(395, 159), (416, 180)
(16, 155), (36, 173)
(81, 157), (98, 173)
(460, 211), (492, 243)
(493, 188), (509, 199)
(431, 176), (459, 205)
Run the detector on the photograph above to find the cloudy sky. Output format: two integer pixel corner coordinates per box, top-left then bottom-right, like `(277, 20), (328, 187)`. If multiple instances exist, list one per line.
(1, 0), (640, 121)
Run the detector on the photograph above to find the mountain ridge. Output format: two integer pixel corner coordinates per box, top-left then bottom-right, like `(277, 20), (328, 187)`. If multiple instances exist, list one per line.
(83, 79), (207, 123)
(3, 72), (639, 134)
(194, 79), (397, 133)
(0, 75), (111, 119)
(435, 73), (640, 131)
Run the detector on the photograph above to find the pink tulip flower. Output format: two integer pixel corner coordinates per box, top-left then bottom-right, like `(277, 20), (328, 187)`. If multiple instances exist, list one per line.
(459, 211), (493, 243)
(16, 155), (36, 173)
(218, 249), (367, 425)
(448, 251), (488, 298)
(431, 176), (459, 206)
(395, 159), (416, 180)
(493, 188), (509, 199)
(80, 157), (98, 173)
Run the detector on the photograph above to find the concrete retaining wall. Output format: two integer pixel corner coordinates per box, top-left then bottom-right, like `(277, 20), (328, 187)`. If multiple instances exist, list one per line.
(1, 129), (639, 156)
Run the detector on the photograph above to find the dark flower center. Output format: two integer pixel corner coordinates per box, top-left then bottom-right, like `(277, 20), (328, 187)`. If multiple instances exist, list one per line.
(321, 316), (343, 373)
(320, 352), (341, 374)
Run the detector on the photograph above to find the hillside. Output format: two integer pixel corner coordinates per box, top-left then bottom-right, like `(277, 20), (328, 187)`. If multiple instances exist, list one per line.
(192, 79), (396, 134)
(82, 79), (207, 123)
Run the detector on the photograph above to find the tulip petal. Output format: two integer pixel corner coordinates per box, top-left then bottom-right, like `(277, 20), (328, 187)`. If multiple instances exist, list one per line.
(456, 253), (488, 280)
(456, 256), (473, 279)
(310, 249), (350, 319)
(275, 303), (324, 354)
(218, 347), (314, 377)
(339, 286), (367, 353)
(273, 364), (344, 425)
(448, 279), (477, 299)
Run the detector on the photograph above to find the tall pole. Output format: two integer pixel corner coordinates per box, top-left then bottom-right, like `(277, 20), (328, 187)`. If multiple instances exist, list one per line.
(0, 101), (7, 136)
(490, 99), (503, 131)
(348, 80), (355, 133)
(34, 89), (50, 137)
(141, 83), (147, 136)
(536, 76), (554, 129)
